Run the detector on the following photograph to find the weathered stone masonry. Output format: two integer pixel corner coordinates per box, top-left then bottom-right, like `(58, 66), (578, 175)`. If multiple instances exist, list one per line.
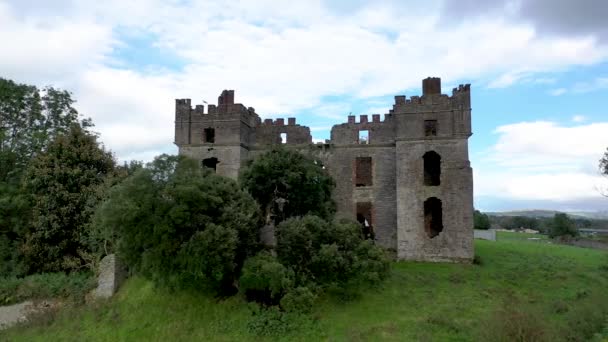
(175, 77), (474, 262)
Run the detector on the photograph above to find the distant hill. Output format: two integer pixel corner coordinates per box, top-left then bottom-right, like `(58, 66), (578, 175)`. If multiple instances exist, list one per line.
(486, 210), (608, 220)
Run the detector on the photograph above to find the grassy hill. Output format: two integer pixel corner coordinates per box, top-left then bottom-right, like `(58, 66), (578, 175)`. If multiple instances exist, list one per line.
(3, 233), (608, 341)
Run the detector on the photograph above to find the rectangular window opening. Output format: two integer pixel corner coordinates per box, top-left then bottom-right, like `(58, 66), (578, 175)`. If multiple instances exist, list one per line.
(204, 128), (215, 143)
(355, 157), (373, 187)
(280, 133), (287, 144)
(359, 130), (369, 144)
(424, 120), (437, 137)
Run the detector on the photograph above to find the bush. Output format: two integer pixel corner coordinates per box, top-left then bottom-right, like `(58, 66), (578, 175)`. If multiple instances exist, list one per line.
(239, 252), (294, 305)
(280, 287), (316, 313)
(246, 306), (316, 337)
(276, 215), (390, 288)
(92, 155), (262, 294)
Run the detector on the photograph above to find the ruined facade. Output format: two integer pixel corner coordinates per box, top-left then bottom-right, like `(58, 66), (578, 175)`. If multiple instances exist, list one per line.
(174, 77), (474, 262)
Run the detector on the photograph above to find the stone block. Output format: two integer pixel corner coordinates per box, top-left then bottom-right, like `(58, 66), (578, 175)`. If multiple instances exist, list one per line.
(93, 254), (127, 299)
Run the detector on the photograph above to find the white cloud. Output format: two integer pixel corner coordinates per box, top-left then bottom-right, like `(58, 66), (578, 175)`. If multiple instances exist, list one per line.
(2, 0), (608, 163)
(549, 88), (567, 96)
(475, 121), (608, 202)
(572, 115), (587, 123)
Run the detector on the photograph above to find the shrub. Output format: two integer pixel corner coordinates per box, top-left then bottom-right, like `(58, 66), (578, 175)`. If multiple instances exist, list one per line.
(92, 155), (262, 294)
(280, 287), (316, 313)
(276, 215), (390, 288)
(239, 252), (294, 305)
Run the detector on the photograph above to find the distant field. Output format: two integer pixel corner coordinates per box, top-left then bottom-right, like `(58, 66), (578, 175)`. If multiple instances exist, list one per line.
(3, 238), (608, 341)
(497, 231), (549, 241)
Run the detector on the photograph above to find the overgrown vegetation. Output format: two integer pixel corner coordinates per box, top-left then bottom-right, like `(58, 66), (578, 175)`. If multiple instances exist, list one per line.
(0, 272), (95, 306)
(4, 238), (608, 341)
(91, 155), (262, 294)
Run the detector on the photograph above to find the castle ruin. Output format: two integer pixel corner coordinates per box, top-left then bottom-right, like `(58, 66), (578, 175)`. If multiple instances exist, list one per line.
(174, 77), (474, 262)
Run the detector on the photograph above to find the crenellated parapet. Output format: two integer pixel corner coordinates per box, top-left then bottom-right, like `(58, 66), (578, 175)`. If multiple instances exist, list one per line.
(256, 116), (311, 145)
(390, 78), (471, 114)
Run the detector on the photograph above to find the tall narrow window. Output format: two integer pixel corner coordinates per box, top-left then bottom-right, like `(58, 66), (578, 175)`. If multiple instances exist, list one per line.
(204, 128), (215, 143)
(424, 197), (443, 238)
(356, 202), (374, 240)
(359, 130), (369, 144)
(355, 157), (372, 187)
(280, 133), (287, 144)
(423, 151), (441, 186)
(424, 120), (437, 136)
(202, 157), (219, 172)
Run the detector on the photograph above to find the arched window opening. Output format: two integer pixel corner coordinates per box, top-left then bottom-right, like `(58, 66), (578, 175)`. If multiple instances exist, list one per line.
(424, 197), (443, 239)
(356, 202), (374, 240)
(423, 151), (441, 186)
(202, 157), (219, 172)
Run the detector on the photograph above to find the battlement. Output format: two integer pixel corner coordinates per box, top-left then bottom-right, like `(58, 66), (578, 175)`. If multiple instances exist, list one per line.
(391, 77), (471, 113)
(262, 117), (298, 126)
(346, 114), (392, 124)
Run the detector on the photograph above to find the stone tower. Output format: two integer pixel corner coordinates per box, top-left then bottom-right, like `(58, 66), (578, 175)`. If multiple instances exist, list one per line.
(174, 77), (474, 262)
(392, 78), (473, 261)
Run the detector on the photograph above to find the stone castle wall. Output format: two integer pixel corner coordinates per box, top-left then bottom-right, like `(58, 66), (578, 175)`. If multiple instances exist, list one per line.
(174, 78), (474, 262)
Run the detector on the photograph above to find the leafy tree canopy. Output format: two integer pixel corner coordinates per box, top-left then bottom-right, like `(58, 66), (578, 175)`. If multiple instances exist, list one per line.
(239, 148), (336, 224)
(92, 155), (262, 293)
(21, 124), (116, 273)
(549, 213), (579, 239)
(474, 210), (491, 230)
(0, 78), (91, 183)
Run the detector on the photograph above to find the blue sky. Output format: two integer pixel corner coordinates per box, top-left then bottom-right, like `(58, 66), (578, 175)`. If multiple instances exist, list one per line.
(1, 0), (608, 212)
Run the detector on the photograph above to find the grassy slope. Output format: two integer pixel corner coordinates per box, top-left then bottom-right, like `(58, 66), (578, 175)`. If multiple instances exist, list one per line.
(3, 233), (608, 341)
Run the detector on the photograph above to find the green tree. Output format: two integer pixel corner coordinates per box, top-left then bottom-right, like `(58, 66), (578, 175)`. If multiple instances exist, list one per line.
(0, 78), (92, 275)
(239, 148), (335, 225)
(92, 155), (262, 293)
(473, 210), (491, 230)
(21, 124), (116, 273)
(0, 78), (89, 182)
(549, 213), (578, 239)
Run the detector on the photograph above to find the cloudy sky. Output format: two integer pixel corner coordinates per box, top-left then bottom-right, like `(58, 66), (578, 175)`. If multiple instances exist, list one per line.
(2, 0), (608, 212)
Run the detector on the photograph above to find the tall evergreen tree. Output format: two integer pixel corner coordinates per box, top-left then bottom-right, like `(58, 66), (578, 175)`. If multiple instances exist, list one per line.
(22, 125), (115, 273)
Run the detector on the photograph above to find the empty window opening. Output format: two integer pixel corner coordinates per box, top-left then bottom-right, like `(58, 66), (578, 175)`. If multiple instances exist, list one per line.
(202, 157), (219, 172)
(424, 197), (443, 238)
(356, 202), (374, 240)
(355, 157), (373, 187)
(280, 133), (287, 144)
(423, 151), (441, 186)
(359, 130), (369, 144)
(424, 120), (438, 136)
(204, 128), (215, 143)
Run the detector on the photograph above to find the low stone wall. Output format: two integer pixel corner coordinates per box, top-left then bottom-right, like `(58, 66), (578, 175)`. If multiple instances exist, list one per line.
(474, 229), (496, 241)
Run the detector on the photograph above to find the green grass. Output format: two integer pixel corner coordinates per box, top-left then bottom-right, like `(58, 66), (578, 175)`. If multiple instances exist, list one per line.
(3, 239), (608, 341)
(497, 230), (549, 241)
